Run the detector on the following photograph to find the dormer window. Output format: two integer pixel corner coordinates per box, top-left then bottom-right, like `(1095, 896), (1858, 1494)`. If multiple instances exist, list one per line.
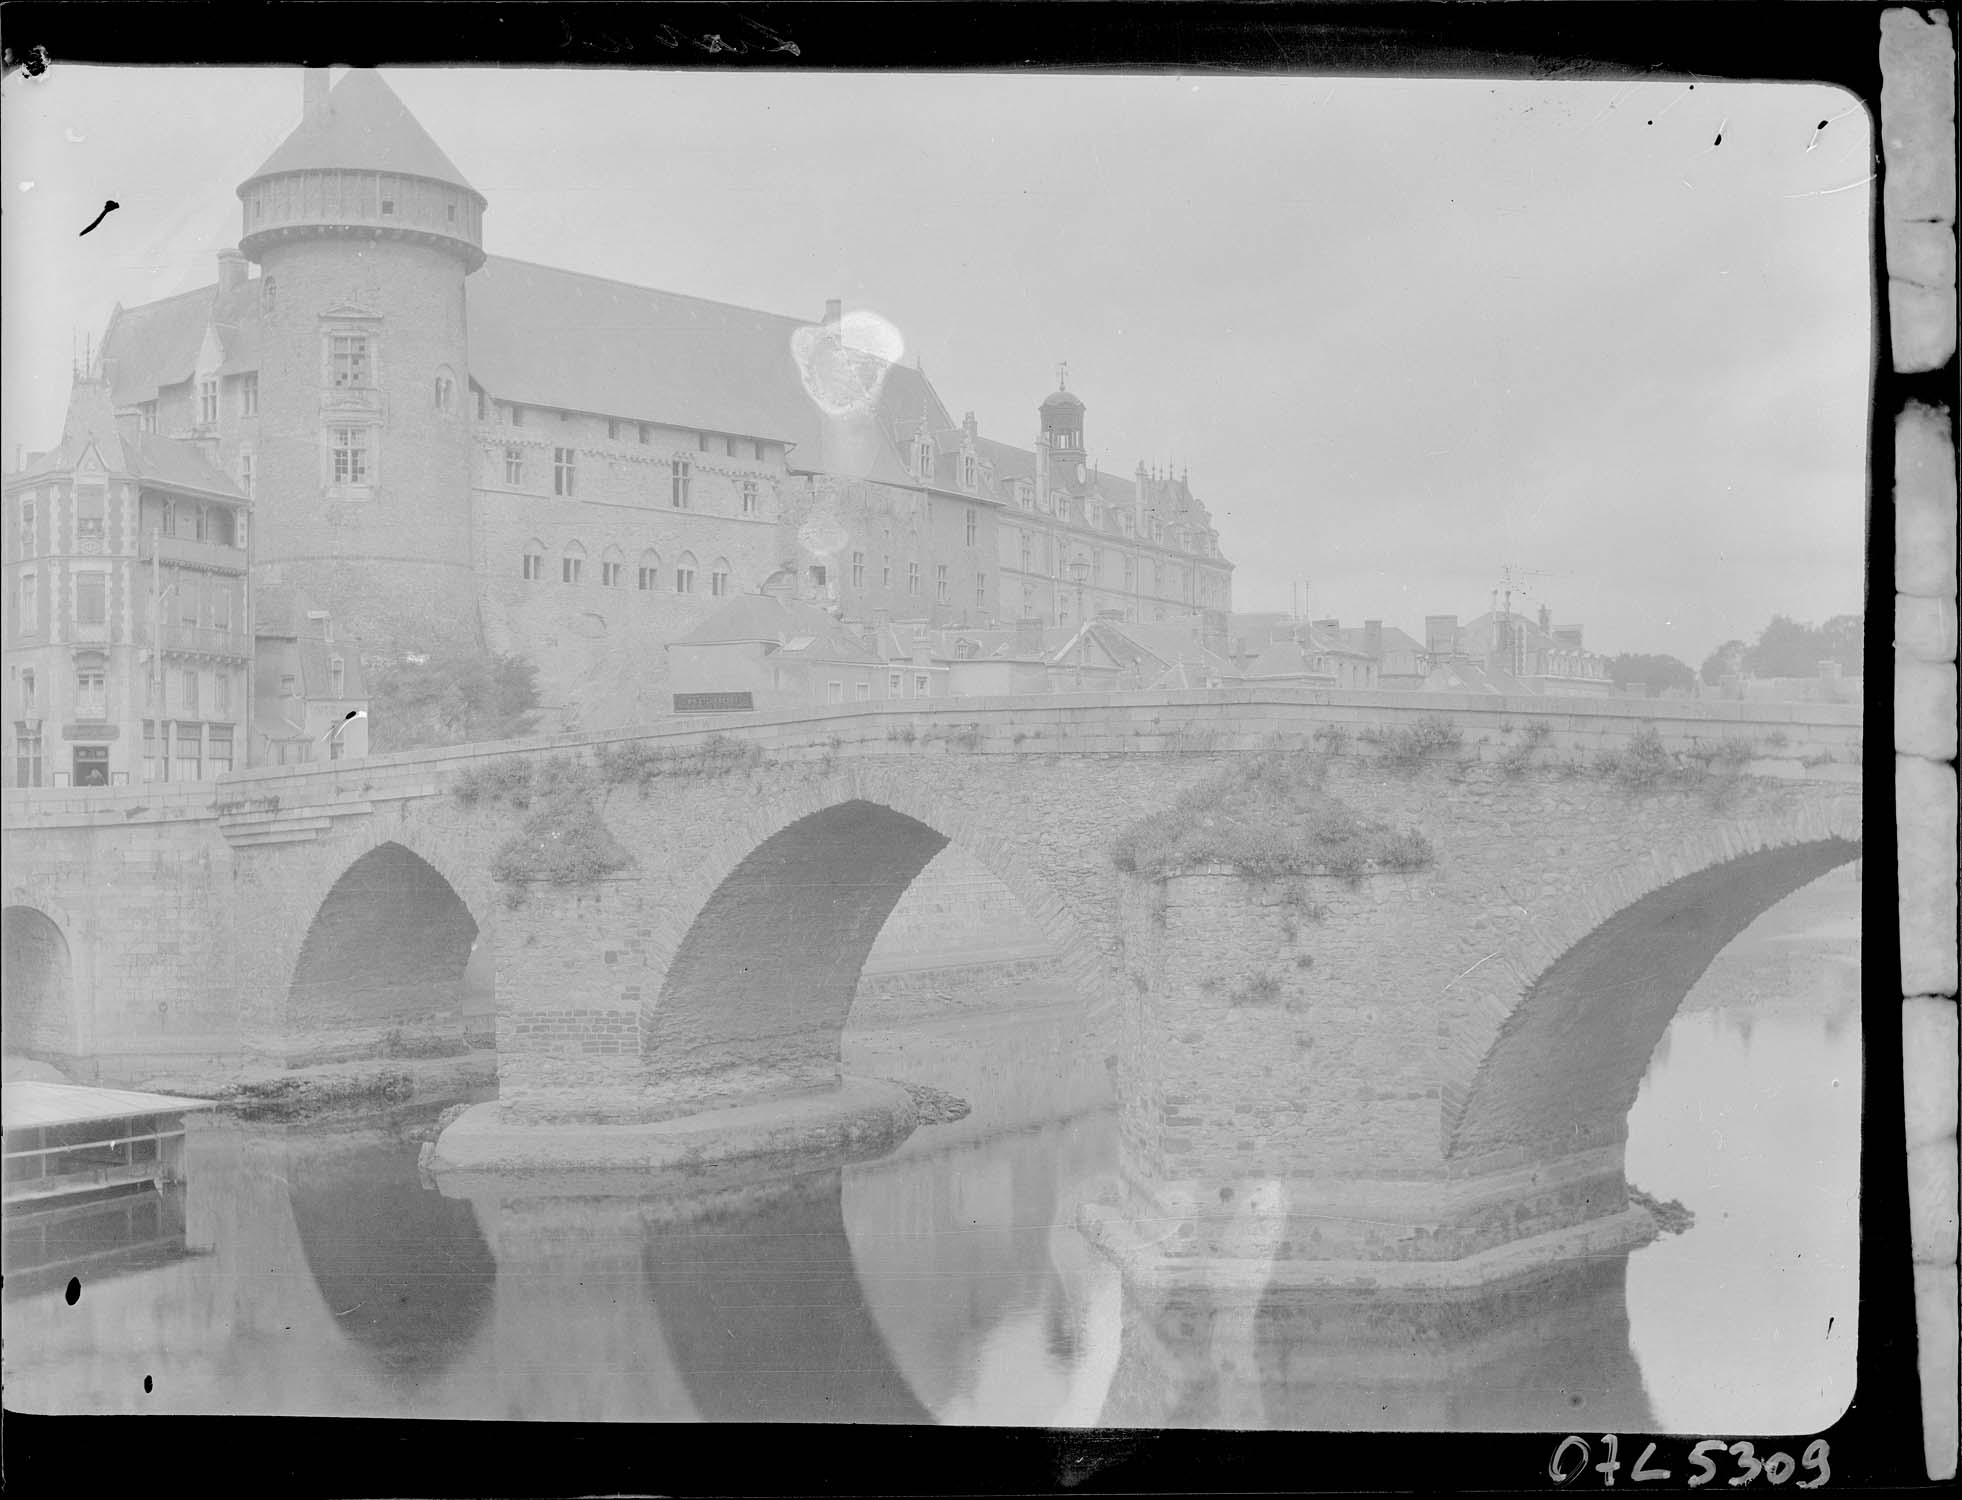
(962, 453), (977, 489)
(199, 379), (218, 426)
(914, 437), (933, 481)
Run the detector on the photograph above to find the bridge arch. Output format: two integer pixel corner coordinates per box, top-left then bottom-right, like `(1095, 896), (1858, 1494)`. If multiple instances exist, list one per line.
(1441, 794), (1862, 1167)
(2, 901), (77, 1060)
(637, 763), (1116, 1109)
(283, 834), (497, 1064)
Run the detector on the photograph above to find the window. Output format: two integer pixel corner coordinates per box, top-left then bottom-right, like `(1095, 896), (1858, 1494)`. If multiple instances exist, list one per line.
(554, 448), (577, 497)
(725, 436), (738, 458)
(675, 554), (697, 594)
(671, 457), (692, 508)
(329, 656), (344, 696)
(976, 572), (987, 606)
(331, 426), (372, 485)
(142, 721), (161, 783)
(263, 277), (276, 312)
(179, 669), (198, 717)
(697, 432), (710, 453)
(809, 564), (827, 590)
(19, 570), (36, 629)
(1019, 532), (1032, 572)
(639, 424), (652, 446)
(710, 559), (730, 597)
(522, 546), (544, 581)
(601, 558), (623, 587)
(852, 552), (865, 589)
(965, 508), (978, 547)
(1123, 555), (1136, 589)
(434, 372), (455, 412)
(211, 584), (231, 631)
(936, 564), (949, 604)
(329, 736), (345, 762)
(561, 547), (584, 584)
(15, 724), (44, 786)
(280, 673), (298, 699)
(827, 681), (844, 704)
(510, 405), (526, 428)
(330, 334), (370, 388)
(476, 387), (489, 421)
(173, 722), (201, 782)
(380, 192), (396, 216)
(140, 402), (158, 434)
(75, 666), (106, 719)
(963, 454), (977, 489)
(179, 573), (200, 624)
(915, 674), (929, 696)
(207, 725), (233, 776)
(504, 447), (524, 485)
(741, 478), (759, 515)
(21, 669), (35, 712)
(76, 486), (104, 540)
(754, 440), (767, 461)
(888, 671), (902, 694)
(214, 673), (231, 717)
(882, 555), (892, 588)
(19, 496), (33, 557)
(638, 550), (661, 591)
(607, 420), (621, 442)
(238, 449), (254, 495)
(908, 561), (920, 596)
(855, 680), (871, 701)
(914, 438), (933, 480)
(199, 378), (218, 425)
(75, 571), (107, 626)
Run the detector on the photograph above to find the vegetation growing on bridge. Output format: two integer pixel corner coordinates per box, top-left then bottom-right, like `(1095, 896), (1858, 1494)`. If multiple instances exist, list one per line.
(368, 649), (540, 754)
(452, 738), (763, 904)
(1110, 739), (1436, 881)
(1357, 714), (1465, 769)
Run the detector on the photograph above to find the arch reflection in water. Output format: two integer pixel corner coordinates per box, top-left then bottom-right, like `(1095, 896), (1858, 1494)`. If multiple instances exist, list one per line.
(286, 1128), (498, 1385)
(638, 1169), (932, 1424)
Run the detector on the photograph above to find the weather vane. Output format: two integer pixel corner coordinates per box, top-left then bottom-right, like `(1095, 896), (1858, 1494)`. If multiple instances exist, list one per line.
(1056, 361), (1068, 391)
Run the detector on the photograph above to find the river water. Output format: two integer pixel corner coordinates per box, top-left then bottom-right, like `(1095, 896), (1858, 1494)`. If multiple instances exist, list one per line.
(2, 870), (1859, 1430)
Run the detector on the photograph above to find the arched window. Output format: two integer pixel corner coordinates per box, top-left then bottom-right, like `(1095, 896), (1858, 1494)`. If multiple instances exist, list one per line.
(600, 544), (625, 588)
(561, 540), (586, 584)
(433, 368), (456, 413)
(637, 548), (662, 591)
(709, 557), (731, 597)
(675, 551), (698, 595)
(522, 539), (545, 582)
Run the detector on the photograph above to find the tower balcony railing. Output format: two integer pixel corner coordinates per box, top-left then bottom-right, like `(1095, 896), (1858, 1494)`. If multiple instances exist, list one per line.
(159, 622), (251, 659)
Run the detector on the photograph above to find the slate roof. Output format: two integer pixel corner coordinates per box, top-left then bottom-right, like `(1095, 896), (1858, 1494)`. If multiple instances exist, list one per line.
(12, 378), (244, 499)
(672, 592), (880, 665)
(242, 69), (481, 199)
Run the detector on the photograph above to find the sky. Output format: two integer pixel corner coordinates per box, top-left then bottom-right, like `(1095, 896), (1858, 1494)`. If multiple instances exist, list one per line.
(1, 66), (1874, 663)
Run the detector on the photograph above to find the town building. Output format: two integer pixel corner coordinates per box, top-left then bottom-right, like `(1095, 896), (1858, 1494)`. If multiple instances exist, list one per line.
(78, 69), (1235, 740)
(252, 585), (370, 765)
(1421, 605), (1612, 696)
(4, 377), (252, 787)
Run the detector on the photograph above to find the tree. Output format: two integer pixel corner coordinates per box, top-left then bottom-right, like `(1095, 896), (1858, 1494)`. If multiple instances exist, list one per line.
(1609, 652), (1697, 698)
(1744, 614), (1823, 679)
(367, 649), (540, 753)
(1817, 613), (1864, 675)
(1699, 639), (1747, 686)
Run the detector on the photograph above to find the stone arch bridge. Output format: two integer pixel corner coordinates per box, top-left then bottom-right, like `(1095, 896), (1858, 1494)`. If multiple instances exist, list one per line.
(3, 689), (1861, 1287)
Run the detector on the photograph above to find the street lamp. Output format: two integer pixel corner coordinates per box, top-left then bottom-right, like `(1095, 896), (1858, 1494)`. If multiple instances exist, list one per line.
(1068, 558), (1090, 690)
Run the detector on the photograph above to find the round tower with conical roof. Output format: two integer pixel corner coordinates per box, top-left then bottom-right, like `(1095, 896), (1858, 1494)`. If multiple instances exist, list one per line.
(236, 68), (487, 656)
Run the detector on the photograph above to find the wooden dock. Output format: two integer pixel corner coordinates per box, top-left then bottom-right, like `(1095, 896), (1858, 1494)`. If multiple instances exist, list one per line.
(3, 1082), (216, 1209)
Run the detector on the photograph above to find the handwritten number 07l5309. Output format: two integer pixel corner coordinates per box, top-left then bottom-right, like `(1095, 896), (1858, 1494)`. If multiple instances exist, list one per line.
(1550, 1436), (1829, 1487)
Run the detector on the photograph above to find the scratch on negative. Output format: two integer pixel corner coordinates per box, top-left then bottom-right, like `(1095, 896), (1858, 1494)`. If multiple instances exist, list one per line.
(1442, 951), (1501, 991)
(1784, 175), (1874, 199)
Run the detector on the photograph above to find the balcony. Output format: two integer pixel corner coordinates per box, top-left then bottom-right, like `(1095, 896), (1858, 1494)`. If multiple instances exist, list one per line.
(140, 533), (247, 574)
(160, 622), (250, 659)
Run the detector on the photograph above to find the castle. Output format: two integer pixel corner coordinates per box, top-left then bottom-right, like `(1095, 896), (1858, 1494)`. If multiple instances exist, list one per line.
(3, 68), (1235, 782)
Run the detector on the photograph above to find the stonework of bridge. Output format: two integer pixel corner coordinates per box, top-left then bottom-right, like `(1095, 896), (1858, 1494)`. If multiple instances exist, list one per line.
(3, 688), (1862, 1293)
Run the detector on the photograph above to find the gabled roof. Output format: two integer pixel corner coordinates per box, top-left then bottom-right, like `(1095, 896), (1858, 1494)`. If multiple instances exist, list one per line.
(242, 69), (481, 200)
(1243, 639), (1336, 681)
(671, 592), (879, 664)
(11, 377), (244, 499)
(124, 433), (247, 499)
(1422, 659), (1536, 696)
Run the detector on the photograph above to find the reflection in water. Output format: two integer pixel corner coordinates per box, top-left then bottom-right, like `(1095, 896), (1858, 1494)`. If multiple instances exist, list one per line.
(640, 1169), (932, 1424)
(5, 869), (1857, 1428)
(2, 1185), (196, 1298)
(285, 1130), (498, 1385)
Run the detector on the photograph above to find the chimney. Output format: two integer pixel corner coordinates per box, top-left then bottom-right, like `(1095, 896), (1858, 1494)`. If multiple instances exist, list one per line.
(1014, 617), (1044, 655)
(303, 67), (330, 121)
(962, 410), (978, 443)
(823, 298), (842, 328)
(1424, 614), (1459, 657)
(217, 248), (248, 294)
(1364, 619), (1383, 658)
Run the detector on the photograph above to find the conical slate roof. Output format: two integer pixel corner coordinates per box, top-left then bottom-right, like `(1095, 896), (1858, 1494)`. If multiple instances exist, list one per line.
(241, 69), (481, 201)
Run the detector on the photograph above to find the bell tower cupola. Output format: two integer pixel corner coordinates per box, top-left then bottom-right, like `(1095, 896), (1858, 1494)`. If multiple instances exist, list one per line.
(1039, 364), (1086, 465)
